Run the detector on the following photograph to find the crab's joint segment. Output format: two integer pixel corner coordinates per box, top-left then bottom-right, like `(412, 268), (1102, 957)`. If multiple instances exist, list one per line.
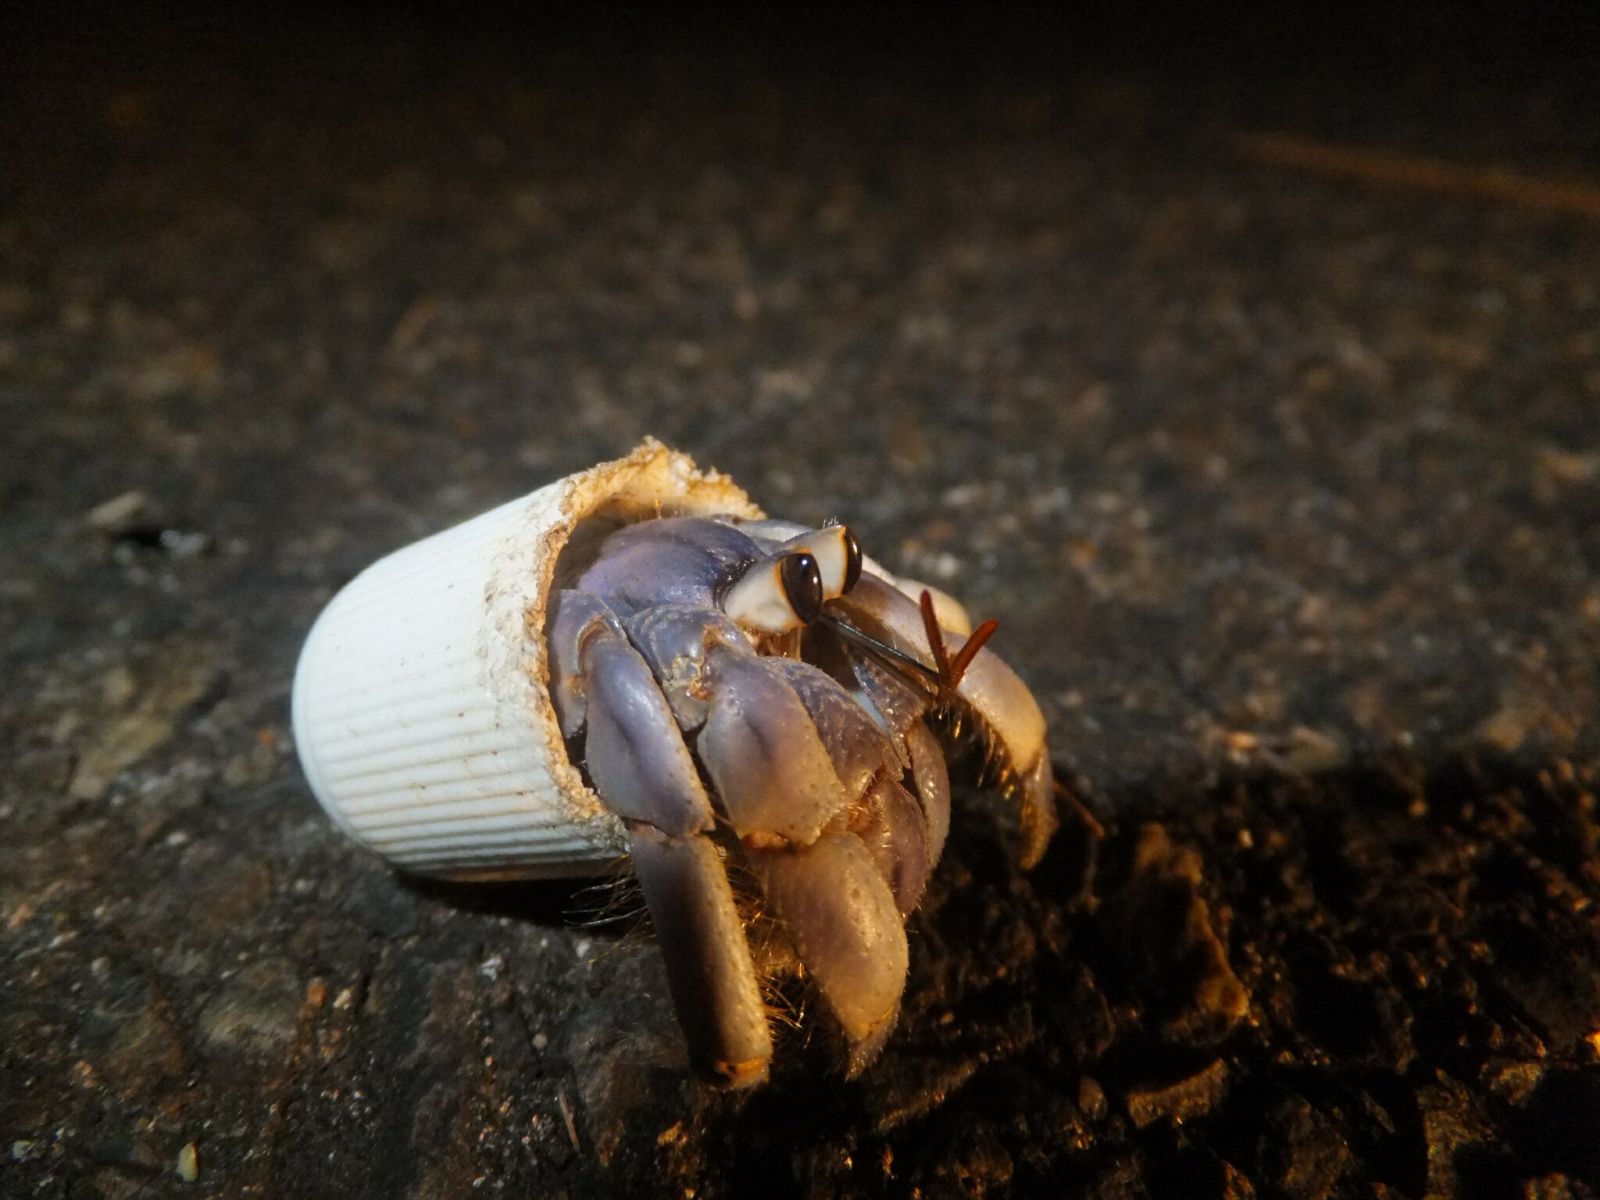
(628, 823), (773, 1089)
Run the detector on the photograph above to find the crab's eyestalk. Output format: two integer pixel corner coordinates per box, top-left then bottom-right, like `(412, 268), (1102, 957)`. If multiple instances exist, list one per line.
(769, 524), (862, 599)
(723, 550), (824, 634)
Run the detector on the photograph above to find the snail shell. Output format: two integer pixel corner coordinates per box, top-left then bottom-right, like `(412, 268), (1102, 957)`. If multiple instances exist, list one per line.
(290, 439), (763, 879)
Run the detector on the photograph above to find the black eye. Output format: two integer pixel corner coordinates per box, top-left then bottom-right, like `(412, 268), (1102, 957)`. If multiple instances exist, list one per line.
(779, 552), (823, 624)
(841, 525), (863, 594)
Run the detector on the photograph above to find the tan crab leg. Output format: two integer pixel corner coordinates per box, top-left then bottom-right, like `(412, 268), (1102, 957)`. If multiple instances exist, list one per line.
(765, 657), (932, 916)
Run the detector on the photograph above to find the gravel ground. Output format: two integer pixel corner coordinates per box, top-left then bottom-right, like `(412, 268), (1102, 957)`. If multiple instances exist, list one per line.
(3, 8), (1598, 1198)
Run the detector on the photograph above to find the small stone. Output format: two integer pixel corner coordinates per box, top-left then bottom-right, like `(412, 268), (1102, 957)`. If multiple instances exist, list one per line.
(176, 1142), (199, 1182)
(1124, 1059), (1230, 1128)
(1520, 1174), (1583, 1200)
(932, 1123), (1014, 1192)
(1103, 824), (1250, 1045)
(1220, 1160), (1258, 1199)
(103, 1006), (187, 1096)
(221, 741), (279, 789)
(68, 640), (220, 800)
(1419, 1073), (1497, 1199)
(1475, 685), (1558, 753)
(187, 861), (274, 934)
(1484, 1058), (1545, 1107)
(1279, 725), (1348, 773)
(198, 960), (301, 1052)
(1078, 1075), (1108, 1121)
(85, 490), (153, 532)
(91, 1167), (146, 1200)
(1260, 1096), (1355, 1199)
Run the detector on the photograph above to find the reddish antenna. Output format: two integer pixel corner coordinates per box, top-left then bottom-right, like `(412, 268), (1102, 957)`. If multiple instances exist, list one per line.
(918, 590), (998, 693)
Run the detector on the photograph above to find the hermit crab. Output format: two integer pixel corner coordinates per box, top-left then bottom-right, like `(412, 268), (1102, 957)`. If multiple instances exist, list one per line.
(293, 441), (1055, 1087)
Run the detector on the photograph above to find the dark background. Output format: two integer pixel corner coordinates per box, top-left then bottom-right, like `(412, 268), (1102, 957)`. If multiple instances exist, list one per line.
(3, 5), (1598, 1198)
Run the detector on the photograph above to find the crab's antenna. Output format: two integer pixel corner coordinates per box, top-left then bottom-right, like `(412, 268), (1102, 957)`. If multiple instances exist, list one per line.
(918, 591), (954, 684)
(948, 620), (998, 686)
(918, 590), (1000, 692)
(823, 592), (1001, 700)
(819, 612), (943, 690)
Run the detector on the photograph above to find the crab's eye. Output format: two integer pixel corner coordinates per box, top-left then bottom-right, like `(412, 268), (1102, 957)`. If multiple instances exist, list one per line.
(841, 525), (863, 595)
(723, 550), (823, 633)
(772, 524), (862, 600)
(779, 552), (824, 624)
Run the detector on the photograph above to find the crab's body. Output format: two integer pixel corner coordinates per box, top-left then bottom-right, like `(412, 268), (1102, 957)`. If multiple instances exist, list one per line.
(292, 443), (1055, 1090)
(549, 515), (1055, 1086)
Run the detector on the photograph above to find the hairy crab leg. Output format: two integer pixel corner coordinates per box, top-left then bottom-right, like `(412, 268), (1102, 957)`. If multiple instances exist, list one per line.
(766, 657), (932, 915)
(746, 833), (909, 1076)
(551, 592), (772, 1087)
(613, 599), (927, 1069)
(695, 645), (916, 1067)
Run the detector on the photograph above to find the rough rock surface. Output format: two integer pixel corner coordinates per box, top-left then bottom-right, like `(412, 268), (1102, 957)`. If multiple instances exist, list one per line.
(3, 8), (1598, 1198)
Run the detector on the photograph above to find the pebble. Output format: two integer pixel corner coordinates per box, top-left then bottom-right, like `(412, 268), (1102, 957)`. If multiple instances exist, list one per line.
(198, 960), (301, 1052)
(67, 640), (220, 801)
(1124, 1060), (1230, 1128)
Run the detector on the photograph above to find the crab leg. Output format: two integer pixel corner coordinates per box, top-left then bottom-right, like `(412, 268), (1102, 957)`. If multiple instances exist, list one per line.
(551, 592), (772, 1087)
(746, 833), (909, 1075)
(902, 721), (952, 869)
(626, 829), (770, 1088)
(695, 646), (914, 1068)
(764, 657), (932, 915)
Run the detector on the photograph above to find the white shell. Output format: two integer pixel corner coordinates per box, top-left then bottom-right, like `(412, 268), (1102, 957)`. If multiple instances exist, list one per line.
(291, 439), (763, 880)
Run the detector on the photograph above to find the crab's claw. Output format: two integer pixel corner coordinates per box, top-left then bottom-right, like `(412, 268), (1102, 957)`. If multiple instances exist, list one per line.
(826, 573), (1059, 868)
(550, 591), (774, 1088)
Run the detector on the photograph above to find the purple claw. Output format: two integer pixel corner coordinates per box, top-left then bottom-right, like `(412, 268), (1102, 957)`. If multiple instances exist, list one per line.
(746, 833), (908, 1065)
(580, 626), (715, 839)
(697, 648), (848, 845)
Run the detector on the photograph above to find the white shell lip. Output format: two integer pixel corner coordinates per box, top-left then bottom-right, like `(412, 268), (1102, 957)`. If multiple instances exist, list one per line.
(291, 438), (763, 880)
